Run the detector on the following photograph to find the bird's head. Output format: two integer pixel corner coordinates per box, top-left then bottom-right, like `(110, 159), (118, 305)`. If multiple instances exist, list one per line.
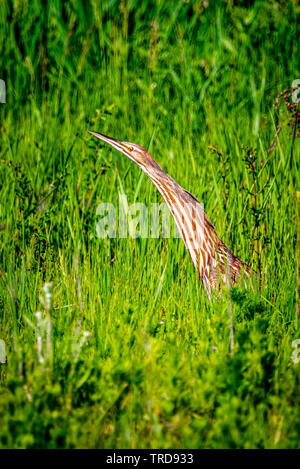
(89, 131), (154, 171)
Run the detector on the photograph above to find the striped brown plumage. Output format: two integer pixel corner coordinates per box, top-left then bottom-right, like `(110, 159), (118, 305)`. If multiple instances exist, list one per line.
(89, 131), (251, 296)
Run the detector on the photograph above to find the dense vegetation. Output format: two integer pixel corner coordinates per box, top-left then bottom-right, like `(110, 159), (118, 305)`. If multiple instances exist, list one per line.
(0, 0), (299, 448)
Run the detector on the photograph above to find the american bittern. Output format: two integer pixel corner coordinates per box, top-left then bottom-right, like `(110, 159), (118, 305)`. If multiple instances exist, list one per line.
(89, 131), (250, 296)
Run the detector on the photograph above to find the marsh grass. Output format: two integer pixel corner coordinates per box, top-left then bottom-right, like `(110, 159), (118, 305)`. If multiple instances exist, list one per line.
(0, 0), (299, 449)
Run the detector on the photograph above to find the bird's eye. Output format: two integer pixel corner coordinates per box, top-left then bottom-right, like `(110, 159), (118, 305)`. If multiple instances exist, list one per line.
(124, 144), (133, 152)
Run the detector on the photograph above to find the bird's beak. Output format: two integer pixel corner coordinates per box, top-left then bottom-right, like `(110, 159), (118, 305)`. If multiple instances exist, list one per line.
(88, 131), (134, 160)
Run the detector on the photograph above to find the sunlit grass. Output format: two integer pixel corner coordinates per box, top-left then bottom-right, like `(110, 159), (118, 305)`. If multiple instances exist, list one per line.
(0, 0), (299, 449)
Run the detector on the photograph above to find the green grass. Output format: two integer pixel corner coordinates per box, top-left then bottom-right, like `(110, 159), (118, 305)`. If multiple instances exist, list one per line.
(0, 0), (299, 449)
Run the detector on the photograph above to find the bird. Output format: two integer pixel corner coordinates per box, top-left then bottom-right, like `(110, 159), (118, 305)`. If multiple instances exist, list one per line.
(89, 131), (251, 297)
